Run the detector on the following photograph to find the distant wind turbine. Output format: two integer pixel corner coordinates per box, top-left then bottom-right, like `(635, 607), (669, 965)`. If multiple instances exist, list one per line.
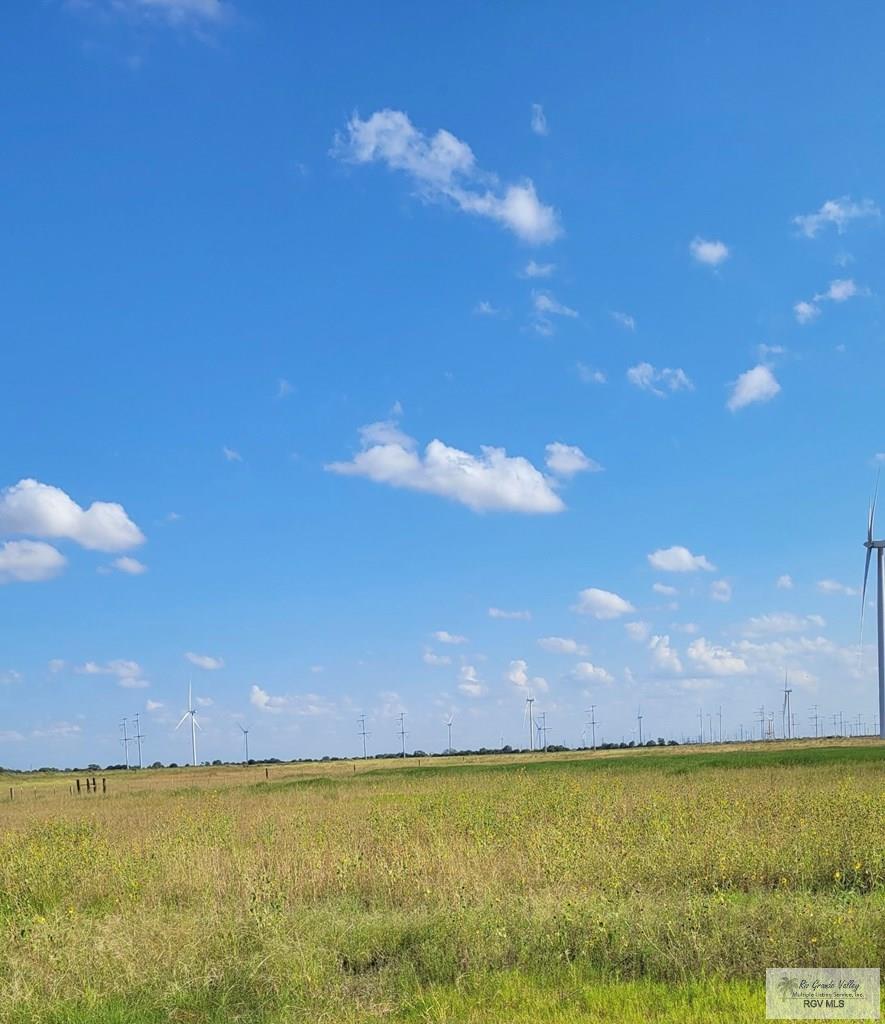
(861, 485), (885, 739)
(175, 682), (201, 767)
(445, 714), (454, 753)
(239, 723), (249, 764)
(523, 695), (535, 751)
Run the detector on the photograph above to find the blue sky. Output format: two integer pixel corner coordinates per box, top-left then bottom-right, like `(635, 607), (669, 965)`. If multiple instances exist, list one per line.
(1, 1), (883, 767)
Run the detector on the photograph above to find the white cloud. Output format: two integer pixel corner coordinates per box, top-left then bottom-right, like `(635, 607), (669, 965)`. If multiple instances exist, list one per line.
(507, 659), (549, 693)
(686, 637), (748, 676)
(611, 311), (636, 331)
(250, 684), (289, 713)
(816, 579), (857, 596)
(577, 363), (607, 385)
(185, 652), (224, 670)
(48, 659), (65, 673)
(222, 446), (242, 462)
(327, 425), (565, 514)
(276, 378), (293, 400)
(710, 580), (732, 603)
(533, 291), (578, 318)
(649, 634), (683, 674)
(793, 196), (880, 238)
(458, 664), (487, 697)
(423, 650), (451, 666)
(574, 587), (635, 620)
(776, 574), (794, 590)
(624, 621), (650, 642)
(795, 279), (864, 324)
(822, 278), (858, 302)
(32, 721), (81, 739)
(648, 546), (715, 573)
(530, 103), (548, 136)
(689, 237), (729, 266)
(489, 607), (531, 620)
(537, 636), (589, 655)
(544, 443), (602, 477)
(626, 363), (694, 397)
(742, 612), (826, 636)
(111, 556), (147, 575)
(91, 0), (230, 27)
(572, 661), (614, 684)
(433, 630), (467, 645)
(334, 109), (561, 244)
(726, 364), (781, 412)
(76, 659), (149, 688)
(0, 540), (66, 584)
(794, 300), (821, 325)
(145, 699), (164, 711)
(0, 479), (144, 552)
(652, 582), (678, 596)
(474, 300), (502, 316)
(522, 260), (555, 278)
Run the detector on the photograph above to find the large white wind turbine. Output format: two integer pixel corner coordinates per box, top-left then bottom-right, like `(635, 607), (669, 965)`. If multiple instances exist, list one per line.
(861, 489), (885, 739)
(175, 682), (201, 766)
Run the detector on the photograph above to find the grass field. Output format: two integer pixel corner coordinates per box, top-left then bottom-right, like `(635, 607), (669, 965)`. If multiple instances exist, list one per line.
(0, 741), (882, 1022)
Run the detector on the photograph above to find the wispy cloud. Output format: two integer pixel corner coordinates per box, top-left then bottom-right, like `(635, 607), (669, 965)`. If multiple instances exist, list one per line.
(610, 311), (636, 331)
(185, 652), (224, 670)
(544, 443), (602, 477)
(793, 196), (880, 238)
(222, 446), (242, 462)
(333, 109), (561, 244)
(627, 363), (693, 397)
(489, 607), (531, 620)
(530, 103), (549, 137)
(521, 260), (555, 279)
(794, 278), (863, 324)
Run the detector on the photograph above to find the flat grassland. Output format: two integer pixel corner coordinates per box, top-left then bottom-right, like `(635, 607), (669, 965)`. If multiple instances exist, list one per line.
(0, 742), (882, 1022)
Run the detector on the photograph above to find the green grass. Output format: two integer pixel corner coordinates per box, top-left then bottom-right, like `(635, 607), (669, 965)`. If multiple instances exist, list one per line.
(0, 741), (882, 1022)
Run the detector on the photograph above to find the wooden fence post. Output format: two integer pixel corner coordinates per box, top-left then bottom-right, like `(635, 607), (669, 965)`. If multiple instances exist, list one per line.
(76, 778), (81, 794)
(102, 778), (107, 794)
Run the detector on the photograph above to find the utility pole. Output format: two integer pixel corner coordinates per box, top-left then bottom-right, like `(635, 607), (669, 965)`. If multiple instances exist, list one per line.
(120, 718), (134, 769)
(397, 712), (407, 758)
(717, 706), (723, 743)
(707, 712), (712, 744)
(537, 711), (548, 752)
(586, 705), (597, 750)
(133, 713), (144, 769)
(698, 707), (703, 744)
(526, 696), (535, 751)
(358, 714), (370, 759)
(637, 707), (643, 746)
(810, 705), (819, 739)
(758, 705), (766, 741)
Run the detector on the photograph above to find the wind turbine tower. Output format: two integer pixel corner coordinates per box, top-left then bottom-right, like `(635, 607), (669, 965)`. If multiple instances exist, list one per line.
(637, 706), (643, 746)
(782, 672), (792, 740)
(861, 488), (885, 739)
(175, 682), (200, 767)
(524, 695), (535, 751)
(445, 714), (454, 753)
(239, 723), (249, 764)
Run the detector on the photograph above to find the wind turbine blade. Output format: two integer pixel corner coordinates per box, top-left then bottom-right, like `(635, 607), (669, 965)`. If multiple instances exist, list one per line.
(870, 473), (880, 543)
(861, 545), (873, 653)
(193, 717), (202, 731)
(175, 713), (189, 730)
